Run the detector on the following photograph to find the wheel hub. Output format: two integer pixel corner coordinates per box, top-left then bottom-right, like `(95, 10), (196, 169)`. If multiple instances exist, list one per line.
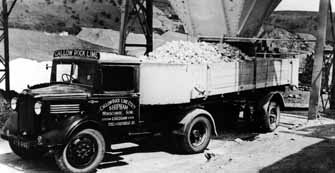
(192, 130), (202, 143)
(76, 142), (93, 158)
(67, 135), (98, 168)
(190, 122), (207, 147)
(269, 108), (277, 124)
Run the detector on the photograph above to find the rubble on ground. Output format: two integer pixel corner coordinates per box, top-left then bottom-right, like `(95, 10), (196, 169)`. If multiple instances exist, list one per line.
(140, 41), (253, 64)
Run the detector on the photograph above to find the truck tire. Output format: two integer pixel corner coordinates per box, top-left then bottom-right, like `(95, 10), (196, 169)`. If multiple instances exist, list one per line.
(9, 140), (43, 159)
(262, 101), (281, 132)
(55, 129), (105, 173)
(177, 116), (212, 154)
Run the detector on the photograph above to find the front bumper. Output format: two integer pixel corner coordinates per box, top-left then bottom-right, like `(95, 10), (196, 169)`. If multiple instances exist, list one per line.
(1, 130), (63, 152)
(1, 134), (36, 149)
(1, 131), (40, 150)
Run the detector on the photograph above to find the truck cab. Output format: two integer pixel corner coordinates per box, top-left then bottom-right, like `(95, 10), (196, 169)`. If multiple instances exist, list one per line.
(1, 49), (143, 172)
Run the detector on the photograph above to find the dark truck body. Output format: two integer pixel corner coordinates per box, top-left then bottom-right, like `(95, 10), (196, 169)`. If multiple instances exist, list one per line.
(1, 49), (297, 172)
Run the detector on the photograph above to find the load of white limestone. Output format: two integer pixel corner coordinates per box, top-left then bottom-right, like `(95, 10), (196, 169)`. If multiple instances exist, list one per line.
(140, 40), (252, 64)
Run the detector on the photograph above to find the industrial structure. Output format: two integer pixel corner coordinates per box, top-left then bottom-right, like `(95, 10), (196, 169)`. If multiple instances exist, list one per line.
(0, 0), (17, 92)
(0, 0), (300, 170)
(0, 0), (335, 172)
(0, 0), (334, 125)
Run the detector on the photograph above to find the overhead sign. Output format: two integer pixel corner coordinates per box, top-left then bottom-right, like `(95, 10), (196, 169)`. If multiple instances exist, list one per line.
(53, 49), (100, 59)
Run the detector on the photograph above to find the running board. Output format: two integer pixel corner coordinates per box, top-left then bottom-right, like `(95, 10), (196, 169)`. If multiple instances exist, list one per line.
(128, 131), (153, 136)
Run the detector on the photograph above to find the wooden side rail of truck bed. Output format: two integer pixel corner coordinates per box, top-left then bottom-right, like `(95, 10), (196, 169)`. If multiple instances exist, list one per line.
(140, 58), (299, 105)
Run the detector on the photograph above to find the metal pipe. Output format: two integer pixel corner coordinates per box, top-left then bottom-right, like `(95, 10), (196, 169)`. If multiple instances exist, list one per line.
(198, 36), (317, 43)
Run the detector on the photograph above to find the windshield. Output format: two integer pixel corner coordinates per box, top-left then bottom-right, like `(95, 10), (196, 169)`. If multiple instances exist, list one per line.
(53, 61), (95, 86)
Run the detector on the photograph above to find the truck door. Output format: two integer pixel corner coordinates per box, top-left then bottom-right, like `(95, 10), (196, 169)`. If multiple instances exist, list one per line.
(95, 64), (140, 129)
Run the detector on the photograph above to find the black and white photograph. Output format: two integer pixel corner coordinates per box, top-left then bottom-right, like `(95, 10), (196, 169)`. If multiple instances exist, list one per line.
(0, 0), (334, 172)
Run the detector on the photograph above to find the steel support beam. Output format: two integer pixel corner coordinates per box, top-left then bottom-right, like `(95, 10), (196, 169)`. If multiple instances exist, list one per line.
(2, 0), (9, 92)
(145, 0), (153, 55)
(308, 0), (329, 119)
(0, 0), (16, 92)
(119, 0), (130, 55)
(118, 0), (153, 55)
(328, 0), (335, 109)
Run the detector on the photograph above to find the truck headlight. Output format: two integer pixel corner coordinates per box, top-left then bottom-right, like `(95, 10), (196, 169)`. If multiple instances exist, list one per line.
(34, 101), (42, 115)
(10, 97), (17, 110)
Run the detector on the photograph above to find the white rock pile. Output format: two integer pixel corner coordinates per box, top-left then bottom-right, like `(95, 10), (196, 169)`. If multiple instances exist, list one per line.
(0, 58), (51, 92)
(141, 41), (252, 64)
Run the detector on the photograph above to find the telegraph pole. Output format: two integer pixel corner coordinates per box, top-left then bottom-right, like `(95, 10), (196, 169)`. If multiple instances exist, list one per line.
(308, 0), (329, 120)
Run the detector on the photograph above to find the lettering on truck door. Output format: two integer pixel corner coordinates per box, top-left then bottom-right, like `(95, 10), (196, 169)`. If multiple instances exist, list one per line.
(99, 97), (139, 127)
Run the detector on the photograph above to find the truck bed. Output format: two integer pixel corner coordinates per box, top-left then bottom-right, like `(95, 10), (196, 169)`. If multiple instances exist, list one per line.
(140, 58), (299, 105)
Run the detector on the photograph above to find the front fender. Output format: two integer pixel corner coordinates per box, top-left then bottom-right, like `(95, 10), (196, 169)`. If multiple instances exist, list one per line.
(40, 116), (84, 145)
(41, 116), (105, 146)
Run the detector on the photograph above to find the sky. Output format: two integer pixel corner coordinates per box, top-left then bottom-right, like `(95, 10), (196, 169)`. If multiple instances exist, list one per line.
(275, 0), (335, 11)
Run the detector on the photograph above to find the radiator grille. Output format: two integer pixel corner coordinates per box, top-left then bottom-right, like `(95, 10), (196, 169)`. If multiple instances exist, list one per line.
(50, 104), (80, 114)
(17, 95), (36, 135)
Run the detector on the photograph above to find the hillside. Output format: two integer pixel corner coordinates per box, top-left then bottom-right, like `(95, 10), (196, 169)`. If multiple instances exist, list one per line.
(267, 11), (335, 39)
(4, 1), (332, 39)
(5, 1), (327, 40)
(8, 0), (180, 34)
(0, 28), (115, 61)
(2, 2), (324, 59)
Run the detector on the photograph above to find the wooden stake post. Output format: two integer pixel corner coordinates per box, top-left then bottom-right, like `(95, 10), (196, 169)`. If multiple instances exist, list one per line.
(308, 0), (329, 120)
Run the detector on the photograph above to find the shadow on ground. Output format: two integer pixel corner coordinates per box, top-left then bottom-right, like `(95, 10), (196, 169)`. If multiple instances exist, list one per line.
(260, 139), (335, 173)
(261, 122), (335, 173)
(98, 135), (176, 170)
(213, 122), (260, 142)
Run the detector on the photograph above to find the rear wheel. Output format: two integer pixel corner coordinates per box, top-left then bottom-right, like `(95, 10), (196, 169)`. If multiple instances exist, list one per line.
(177, 116), (212, 154)
(262, 101), (281, 132)
(55, 129), (105, 173)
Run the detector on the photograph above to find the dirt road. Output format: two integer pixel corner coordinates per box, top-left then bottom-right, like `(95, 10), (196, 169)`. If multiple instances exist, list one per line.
(0, 113), (334, 173)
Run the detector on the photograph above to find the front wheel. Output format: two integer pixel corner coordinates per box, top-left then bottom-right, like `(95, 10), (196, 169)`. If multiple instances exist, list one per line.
(176, 116), (212, 154)
(55, 129), (105, 173)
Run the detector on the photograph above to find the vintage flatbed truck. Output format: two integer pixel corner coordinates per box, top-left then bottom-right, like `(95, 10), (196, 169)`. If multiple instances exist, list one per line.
(1, 49), (298, 172)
